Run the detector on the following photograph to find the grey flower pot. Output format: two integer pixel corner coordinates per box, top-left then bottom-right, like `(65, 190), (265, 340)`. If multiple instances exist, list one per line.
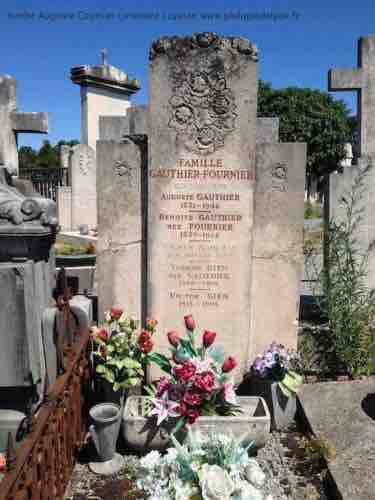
(249, 375), (296, 431)
(89, 403), (122, 462)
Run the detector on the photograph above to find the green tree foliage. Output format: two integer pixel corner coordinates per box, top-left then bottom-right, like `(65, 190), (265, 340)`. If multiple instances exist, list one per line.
(258, 81), (353, 188)
(19, 139), (79, 169)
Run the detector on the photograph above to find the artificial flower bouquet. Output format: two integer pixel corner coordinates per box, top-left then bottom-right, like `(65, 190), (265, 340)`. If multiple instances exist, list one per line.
(91, 307), (158, 392)
(136, 429), (273, 500)
(251, 342), (303, 397)
(145, 315), (242, 434)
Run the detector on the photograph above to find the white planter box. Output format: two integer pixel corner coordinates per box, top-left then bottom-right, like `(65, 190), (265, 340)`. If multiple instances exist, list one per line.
(122, 396), (270, 452)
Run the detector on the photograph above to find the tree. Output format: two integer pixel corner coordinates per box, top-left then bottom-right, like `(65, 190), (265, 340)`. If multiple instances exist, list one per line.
(18, 139), (79, 169)
(258, 81), (353, 193)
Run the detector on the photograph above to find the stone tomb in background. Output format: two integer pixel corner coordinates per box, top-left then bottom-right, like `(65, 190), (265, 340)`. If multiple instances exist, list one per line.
(97, 33), (306, 377)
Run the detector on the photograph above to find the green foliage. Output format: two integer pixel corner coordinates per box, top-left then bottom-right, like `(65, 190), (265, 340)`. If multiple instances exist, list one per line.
(316, 164), (375, 376)
(19, 139), (79, 169)
(258, 80), (353, 183)
(304, 201), (323, 220)
(54, 242), (95, 256)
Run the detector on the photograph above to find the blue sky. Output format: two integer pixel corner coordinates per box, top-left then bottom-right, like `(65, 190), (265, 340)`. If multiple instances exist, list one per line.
(1, 0), (374, 149)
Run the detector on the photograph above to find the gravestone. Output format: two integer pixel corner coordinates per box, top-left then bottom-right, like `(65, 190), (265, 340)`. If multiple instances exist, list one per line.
(96, 34), (306, 375)
(67, 144), (96, 230)
(328, 35), (375, 288)
(148, 33), (258, 374)
(146, 33), (306, 374)
(96, 136), (147, 321)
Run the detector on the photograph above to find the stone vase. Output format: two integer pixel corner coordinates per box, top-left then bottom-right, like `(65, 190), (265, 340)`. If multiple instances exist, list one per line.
(89, 403), (122, 462)
(248, 375), (296, 431)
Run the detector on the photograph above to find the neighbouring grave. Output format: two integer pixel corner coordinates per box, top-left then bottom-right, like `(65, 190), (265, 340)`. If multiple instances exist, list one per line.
(299, 379), (375, 500)
(328, 35), (375, 288)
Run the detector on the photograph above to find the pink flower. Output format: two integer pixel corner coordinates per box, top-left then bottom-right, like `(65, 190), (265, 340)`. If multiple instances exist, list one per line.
(167, 330), (180, 347)
(174, 361), (196, 382)
(202, 330), (216, 348)
(184, 315), (196, 331)
(222, 382), (237, 405)
(183, 391), (202, 406)
(96, 328), (108, 342)
(194, 371), (215, 393)
(222, 357), (237, 373)
(150, 392), (180, 426)
(156, 377), (170, 397)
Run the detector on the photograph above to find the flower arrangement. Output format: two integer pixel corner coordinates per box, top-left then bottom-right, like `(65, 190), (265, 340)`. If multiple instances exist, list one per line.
(136, 429), (273, 500)
(146, 315), (241, 434)
(91, 307), (158, 392)
(251, 342), (303, 397)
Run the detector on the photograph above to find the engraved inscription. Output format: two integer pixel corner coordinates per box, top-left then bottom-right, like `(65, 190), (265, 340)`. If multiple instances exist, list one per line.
(79, 153), (90, 175)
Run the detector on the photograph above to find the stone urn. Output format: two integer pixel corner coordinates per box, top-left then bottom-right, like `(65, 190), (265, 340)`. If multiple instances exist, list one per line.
(247, 375), (296, 431)
(88, 403), (124, 474)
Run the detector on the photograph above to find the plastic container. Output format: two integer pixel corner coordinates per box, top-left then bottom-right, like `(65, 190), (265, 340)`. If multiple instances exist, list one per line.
(0, 410), (26, 452)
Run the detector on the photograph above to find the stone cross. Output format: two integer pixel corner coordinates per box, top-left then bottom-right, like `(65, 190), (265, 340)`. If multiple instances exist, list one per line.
(0, 75), (48, 175)
(101, 48), (108, 66)
(328, 36), (375, 157)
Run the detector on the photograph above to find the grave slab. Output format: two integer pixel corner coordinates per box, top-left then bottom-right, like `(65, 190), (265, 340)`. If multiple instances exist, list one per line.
(299, 379), (375, 500)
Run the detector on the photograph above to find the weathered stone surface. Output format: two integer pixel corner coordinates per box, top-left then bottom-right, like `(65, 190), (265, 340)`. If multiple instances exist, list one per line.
(329, 36), (375, 157)
(147, 33), (258, 376)
(299, 380), (375, 500)
(251, 142), (306, 357)
(99, 109), (277, 144)
(57, 186), (72, 231)
(0, 75), (48, 175)
(0, 261), (51, 389)
(99, 105), (148, 140)
(69, 144), (96, 230)
(257, 117), (279, 143)
(71, 59), (140, 150)
(96, 138), (146, 321)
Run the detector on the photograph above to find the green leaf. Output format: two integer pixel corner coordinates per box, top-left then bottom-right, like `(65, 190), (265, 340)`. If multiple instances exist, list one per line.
(147, 353), (172, 373)
(96, 364), (106, 374)
(179, 338), (197, 357)
(123, 358), (142, 369)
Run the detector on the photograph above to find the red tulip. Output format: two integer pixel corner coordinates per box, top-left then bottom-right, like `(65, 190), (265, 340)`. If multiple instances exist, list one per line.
(222, 356), (237, 373)
(138, 330), (151, 344)
(203, 329), (216, 348)
(184, 315), (196, 331)
(140, 339), (153, 354)
(167, 330), (180, 347)
(110, 307), (123, 320)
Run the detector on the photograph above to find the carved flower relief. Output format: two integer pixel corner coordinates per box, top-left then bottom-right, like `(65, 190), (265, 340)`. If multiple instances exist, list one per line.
(79, 154), (89, 175)
(168, 68), (237, 154)
(271, 162), (288, 191)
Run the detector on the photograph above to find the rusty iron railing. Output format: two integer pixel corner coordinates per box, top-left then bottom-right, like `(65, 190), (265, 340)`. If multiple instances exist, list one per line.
(0, 328), (91, 500)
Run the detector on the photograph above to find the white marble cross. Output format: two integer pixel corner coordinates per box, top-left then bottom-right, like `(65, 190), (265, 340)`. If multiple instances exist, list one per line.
(329, 36), (375, 157)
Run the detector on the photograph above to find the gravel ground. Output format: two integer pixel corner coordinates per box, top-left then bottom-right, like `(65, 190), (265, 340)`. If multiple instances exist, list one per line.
(63, 429), (330, 500)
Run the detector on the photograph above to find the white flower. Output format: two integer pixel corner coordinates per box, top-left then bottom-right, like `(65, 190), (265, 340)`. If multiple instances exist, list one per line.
(140, 450), (161, 470)
(237, 480), (264, 500)
(192, 357), (214, 373)
(164, 447), (178, 464)
(175, 479), (200, 500)
(200, 464), (235, 500)
(245, 459), (266, 488)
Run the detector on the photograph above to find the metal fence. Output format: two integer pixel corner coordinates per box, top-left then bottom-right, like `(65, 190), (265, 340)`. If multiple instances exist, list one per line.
(19, 167), (68, 201)
(0, 328), (90, 500)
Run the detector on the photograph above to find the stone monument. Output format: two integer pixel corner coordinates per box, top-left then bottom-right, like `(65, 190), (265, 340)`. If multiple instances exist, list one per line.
(0, 74), (57, 412)
(147, 33), (306, 374)
(328, 35), (375, 288)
